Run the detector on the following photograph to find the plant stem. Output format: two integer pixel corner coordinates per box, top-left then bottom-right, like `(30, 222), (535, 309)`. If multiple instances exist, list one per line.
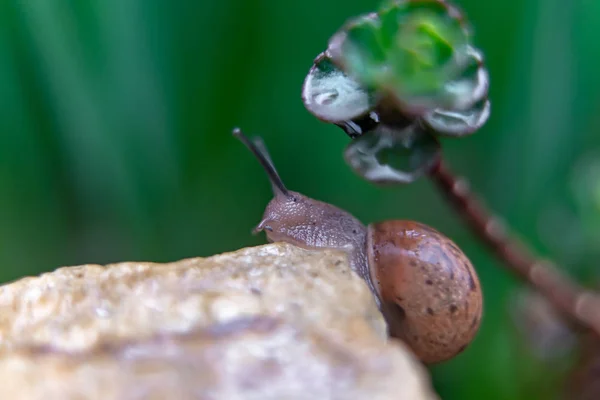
(428, 159), (600, 336)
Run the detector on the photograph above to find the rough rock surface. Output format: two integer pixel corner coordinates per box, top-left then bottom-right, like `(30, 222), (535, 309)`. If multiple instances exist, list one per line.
(0, 243), (438, 400)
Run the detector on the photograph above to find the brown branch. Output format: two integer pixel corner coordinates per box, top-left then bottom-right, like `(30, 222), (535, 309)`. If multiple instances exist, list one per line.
(428, 159), (600, 336)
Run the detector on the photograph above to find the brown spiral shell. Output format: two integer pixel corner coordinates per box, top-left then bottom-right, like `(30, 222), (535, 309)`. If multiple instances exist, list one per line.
(367, 220), (483, 364)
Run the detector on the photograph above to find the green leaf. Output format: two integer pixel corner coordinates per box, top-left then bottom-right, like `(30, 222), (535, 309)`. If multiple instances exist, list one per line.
(329, 0), (476, 115)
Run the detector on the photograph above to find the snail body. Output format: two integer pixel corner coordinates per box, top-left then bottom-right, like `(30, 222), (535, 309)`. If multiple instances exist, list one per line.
(233, 128), (482, 364)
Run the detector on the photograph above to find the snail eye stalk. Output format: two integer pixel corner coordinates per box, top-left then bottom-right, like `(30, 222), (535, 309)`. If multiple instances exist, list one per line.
(232, 128), (289, 197)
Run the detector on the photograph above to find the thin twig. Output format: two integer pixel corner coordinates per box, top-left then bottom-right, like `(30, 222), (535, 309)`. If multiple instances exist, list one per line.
(428, 159), (600, 336)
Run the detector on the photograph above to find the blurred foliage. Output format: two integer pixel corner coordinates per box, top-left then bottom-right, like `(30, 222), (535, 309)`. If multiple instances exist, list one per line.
(1, 0), (600, 398)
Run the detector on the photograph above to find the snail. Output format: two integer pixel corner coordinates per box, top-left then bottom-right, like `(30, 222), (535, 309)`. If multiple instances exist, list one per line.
(233, 128), (483, 364)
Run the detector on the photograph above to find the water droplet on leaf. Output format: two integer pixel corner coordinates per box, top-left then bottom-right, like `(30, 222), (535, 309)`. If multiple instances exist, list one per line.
(302, 52), (376, 123)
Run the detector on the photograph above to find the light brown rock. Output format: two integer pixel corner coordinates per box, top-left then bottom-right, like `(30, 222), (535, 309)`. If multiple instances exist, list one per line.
(0, 243), (438, 400)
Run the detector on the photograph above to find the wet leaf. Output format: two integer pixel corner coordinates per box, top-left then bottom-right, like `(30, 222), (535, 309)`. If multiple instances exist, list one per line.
(302, 52), (377, 123)
(343, 124), (440, 184)
(441, 45), (489, 111)
(422, 99), (490, 137)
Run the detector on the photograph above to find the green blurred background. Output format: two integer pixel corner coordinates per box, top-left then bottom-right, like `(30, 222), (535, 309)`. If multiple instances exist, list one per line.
(2, 0), (600, 398)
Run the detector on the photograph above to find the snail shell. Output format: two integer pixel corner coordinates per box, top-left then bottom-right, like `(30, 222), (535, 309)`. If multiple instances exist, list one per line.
(367, 220), (483, 364)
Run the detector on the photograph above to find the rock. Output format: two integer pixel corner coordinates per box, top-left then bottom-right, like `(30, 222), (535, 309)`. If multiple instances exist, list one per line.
(0, 243), (438, 400)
